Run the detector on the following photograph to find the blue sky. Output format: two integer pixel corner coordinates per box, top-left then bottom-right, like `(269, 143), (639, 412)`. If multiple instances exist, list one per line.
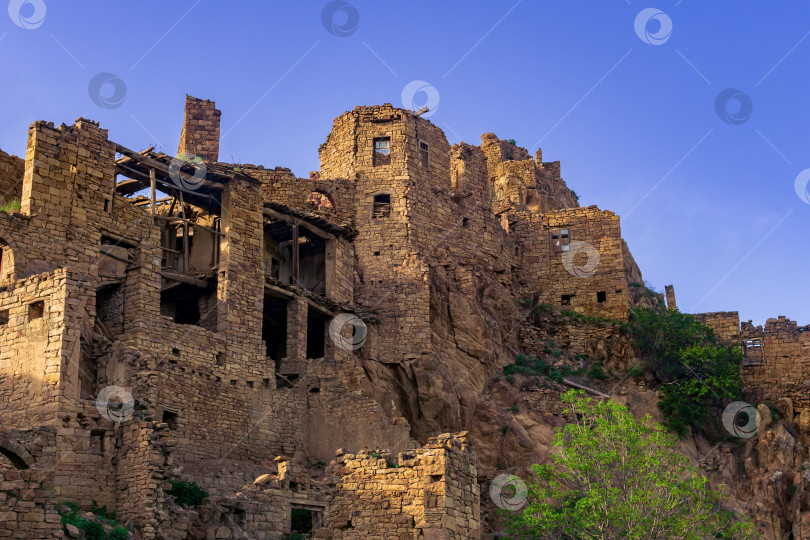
(1, 1), (808, 326)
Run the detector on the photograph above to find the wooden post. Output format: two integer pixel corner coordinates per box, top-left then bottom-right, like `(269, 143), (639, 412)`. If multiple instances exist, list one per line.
(149, 167), (156, 216)
(179, 191), (189, 273)
(291, 223), (299, 287)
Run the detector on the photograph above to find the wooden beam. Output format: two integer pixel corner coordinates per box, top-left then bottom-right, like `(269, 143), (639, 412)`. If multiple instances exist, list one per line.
(160, 270), (211, 289)
(291, 223), (299, 287)
(153, 215), (224, 237)
(264, 283), (295, 298)
(114, 142), (224, 192)
(262, 208), (334, 240)
(149, 167), (156, 216)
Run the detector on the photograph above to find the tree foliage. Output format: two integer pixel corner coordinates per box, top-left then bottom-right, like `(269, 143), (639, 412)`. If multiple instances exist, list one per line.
(629, 308), (744, 436)
(508, 391), (755, 539)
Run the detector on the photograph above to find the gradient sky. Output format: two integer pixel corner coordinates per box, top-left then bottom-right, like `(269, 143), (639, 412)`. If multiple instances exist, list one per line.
(1, 1), (808, 326)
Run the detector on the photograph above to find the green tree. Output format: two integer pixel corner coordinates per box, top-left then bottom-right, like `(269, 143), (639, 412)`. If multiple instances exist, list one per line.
(508, 391), (755, 539)
(629, 308), (744, 436)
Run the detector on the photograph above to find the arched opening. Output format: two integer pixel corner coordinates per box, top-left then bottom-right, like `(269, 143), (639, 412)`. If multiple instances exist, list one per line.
(0, 441), (34, 470)
(306, 191), (336, 214)
(526, 189), (541, 213)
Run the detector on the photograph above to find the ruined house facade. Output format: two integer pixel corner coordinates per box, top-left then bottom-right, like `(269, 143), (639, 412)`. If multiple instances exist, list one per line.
(0, 95), (804, 538)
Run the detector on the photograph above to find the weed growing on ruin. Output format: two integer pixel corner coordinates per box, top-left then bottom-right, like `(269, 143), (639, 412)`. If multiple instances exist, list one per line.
(57, 502), (130, 539)
(0, 198), (20, 213)
(167, 479), (209, 507)
(503, 354), (568, 383)
(627, 364), (644, 379)
(629, 307), (744, 437)
(509, 404), (519, 413)
(587, 362), (607, 380)
(508, 391), (757, 539)
(501, 425), (509, 434)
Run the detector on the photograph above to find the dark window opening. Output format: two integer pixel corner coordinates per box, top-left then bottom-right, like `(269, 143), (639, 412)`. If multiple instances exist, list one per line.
(462, 217), (469, 228)
(160, 282), (217, 331)
(309, 387), (320, 393)
(561, 294), (572, 306)
(307, 309), (329, 359)
(373, 137), (391, 166)
(419, 140), (430, 169)
(247, 380), (254, 388)
(596, 291), (607, 303)
(742, 338), (764, 366)
(172, 348), (180, 357)
(263, 294), (288, 361)
(28, 301), (44, 321)
(291, 507), (321, 535)
(216, 352), (224, 366)
(551, 228), (570, 252)
(373, 251), (380, 256)
(0, 310), (8, 325)
(299, 235), (327, 294)
(430, 474), (443, 482)
(96, 284), (124, 337)
(162, 410), (179, 430)
(373, 194), (391, 218)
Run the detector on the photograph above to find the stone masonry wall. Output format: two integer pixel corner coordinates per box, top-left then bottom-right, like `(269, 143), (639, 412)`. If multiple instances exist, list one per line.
(0, 148), (24, 206)
(177, 95), (221, 162)
(322, 432), (479, 539)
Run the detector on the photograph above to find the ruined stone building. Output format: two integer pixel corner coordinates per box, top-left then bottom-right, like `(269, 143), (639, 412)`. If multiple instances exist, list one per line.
(0, 96), (805, 538)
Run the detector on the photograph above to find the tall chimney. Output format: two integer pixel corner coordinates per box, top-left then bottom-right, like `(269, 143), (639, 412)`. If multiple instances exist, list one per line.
(665, 284), (677, 310)
(178, 95), (221, 162)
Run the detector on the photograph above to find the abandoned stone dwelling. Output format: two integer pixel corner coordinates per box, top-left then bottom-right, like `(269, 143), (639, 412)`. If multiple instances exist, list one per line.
(0, 96), (805, 538)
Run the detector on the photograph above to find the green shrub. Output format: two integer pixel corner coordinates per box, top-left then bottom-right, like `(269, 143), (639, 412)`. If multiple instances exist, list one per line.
(509, 404), (519, 413)
(167, 479), (209, 507)
(588, 362), (606, 380)
(109, 527), (130, 540)
(628, 364), (644, 379)
(630, 308), (744, 437)
(83, 521), (107, 540)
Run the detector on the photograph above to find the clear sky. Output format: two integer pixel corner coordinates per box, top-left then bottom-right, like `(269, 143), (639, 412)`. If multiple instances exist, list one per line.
(1, 1), (808, 326)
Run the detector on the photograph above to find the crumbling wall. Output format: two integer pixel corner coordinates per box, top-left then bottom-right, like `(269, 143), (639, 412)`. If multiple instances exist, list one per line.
(694, 311), (741, 344)
(0, 148), (24, 206)
(0, 270), (67, 427)
(740, 317), (810, 407)
(516, 206), (630, 320)
(322, 432), (480, 539)
(178, 95), (221, 162)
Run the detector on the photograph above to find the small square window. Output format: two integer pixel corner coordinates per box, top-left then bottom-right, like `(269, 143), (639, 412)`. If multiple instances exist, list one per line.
(419, 140), (430, 169)
(373, 137), (391, 166)
(561, 294), (572, 306)
(28, 301), (44, 321)
(373, 194), (391, 218)
(552, 228), (570, 251)
(596, 291), (607, 303)
(162, 409), (179, 430)
(742, 338), (764, 366)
